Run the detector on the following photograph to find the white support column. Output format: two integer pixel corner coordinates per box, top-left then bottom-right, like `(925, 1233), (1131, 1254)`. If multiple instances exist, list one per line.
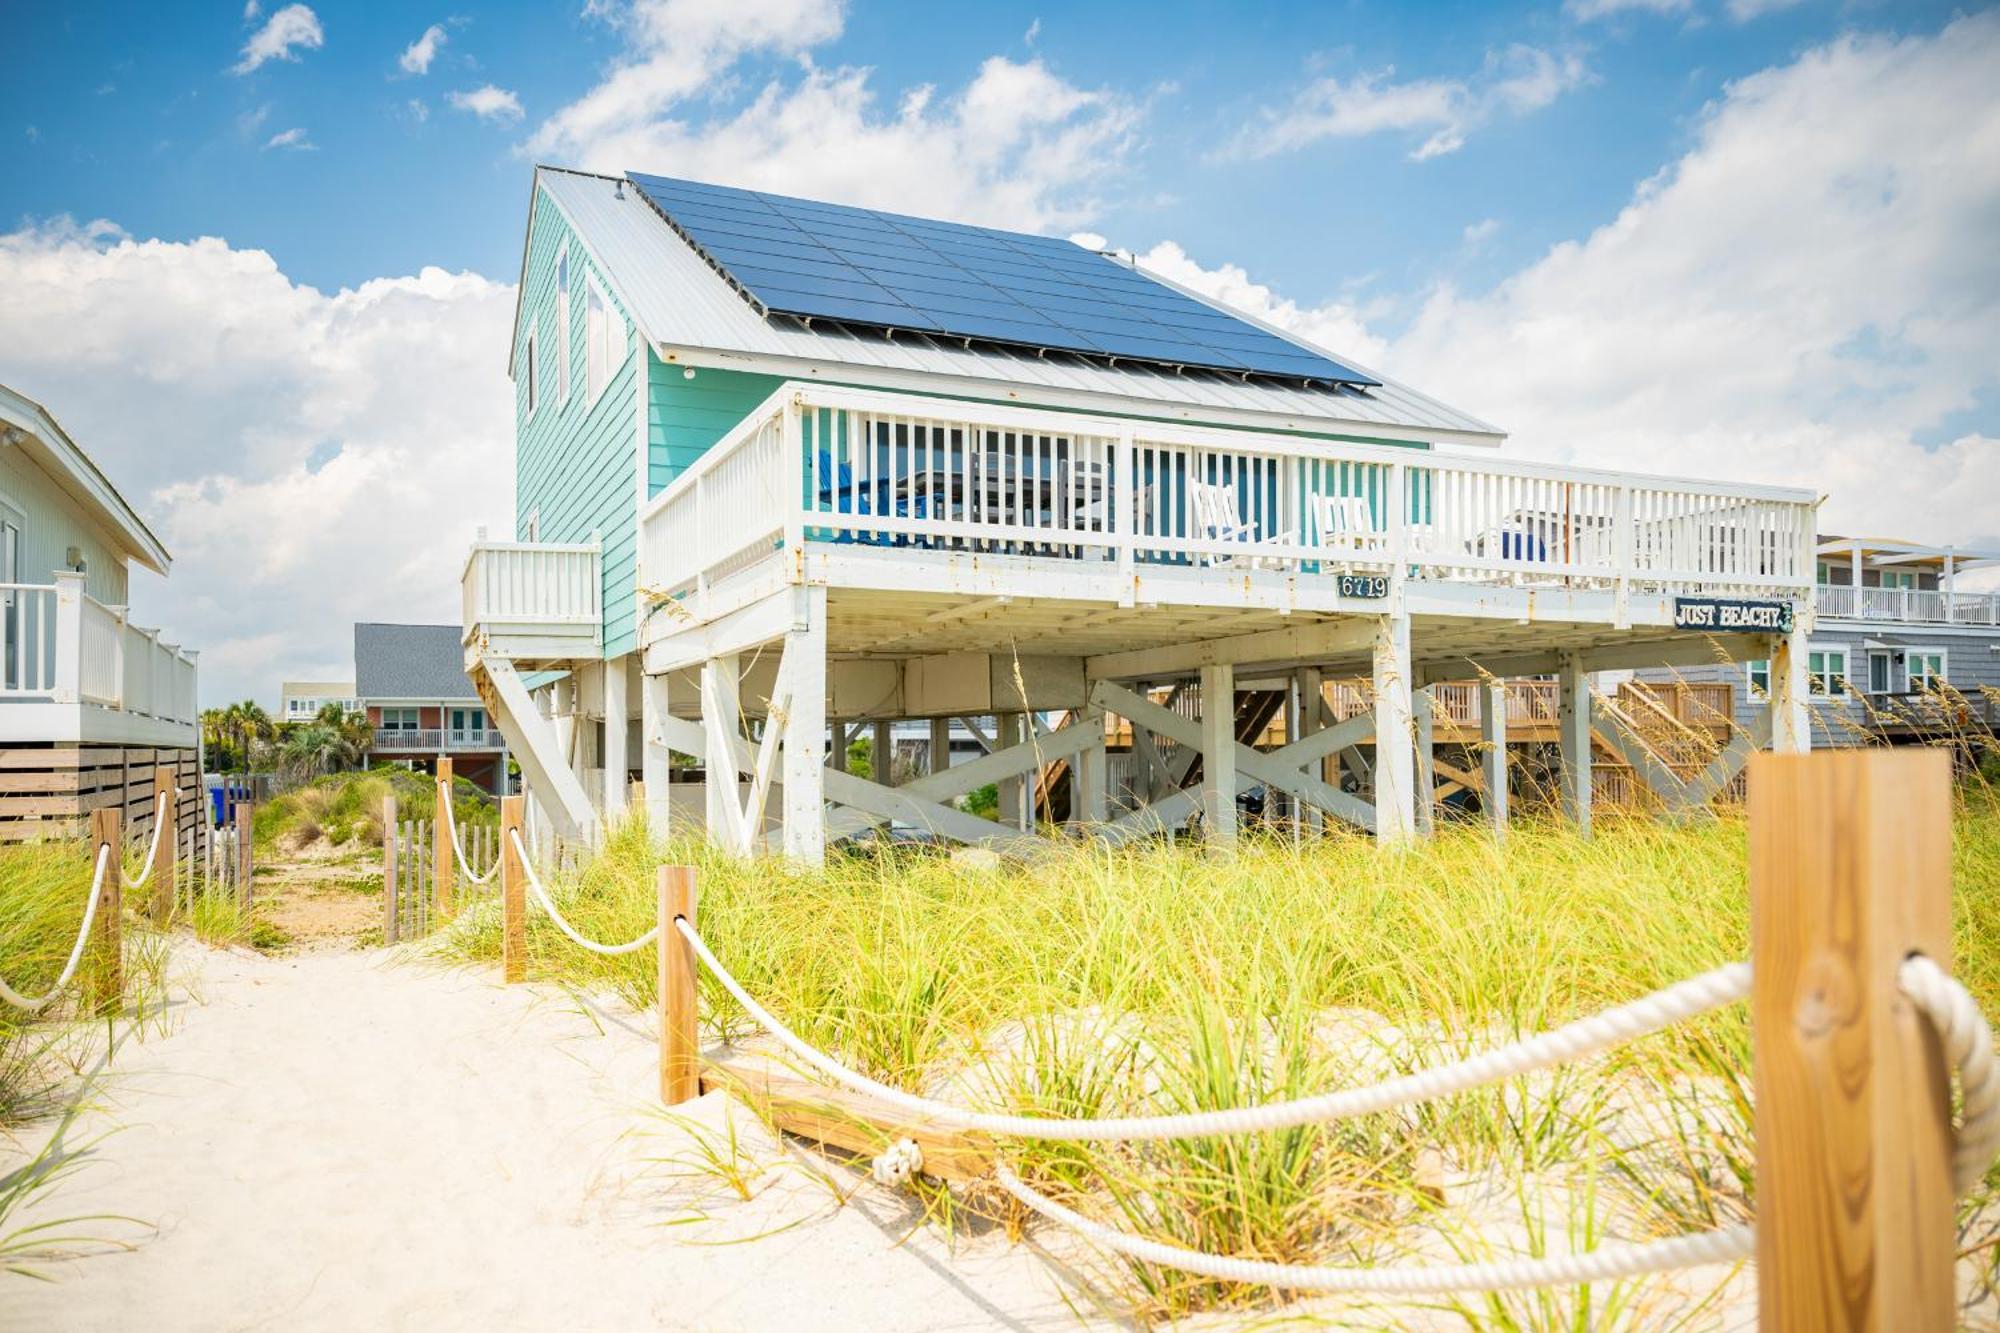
(1413, 685), (1436, 837)
(872, 718), (895, 787)
(828, 720), (848, 771)
(996, 713), (1025, 828)
(928, 717), (951, 776)
(1074, 712), (1108, 827)
(1198, 663), (1237, 846)
(1481, 679), (1509, 837)
(1295, 666), (1324, 836)
(1557, 651), (1592, 837)
(701, 654), (742, 847)
(780, 587), (828, 865)
(1769, 627), (1813, 754)
(1372, 613), (1415, 845)
(642, 670), (672, 843)
(602, 653), (629, 821)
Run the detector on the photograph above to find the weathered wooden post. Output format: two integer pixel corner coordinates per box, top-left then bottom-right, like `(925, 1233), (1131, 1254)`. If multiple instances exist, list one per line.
(150, 764), (176, 923)
(658, 864), (699, 1105)
(381, 795), (399, 945)
(88, 806), (122, 1008)
(1750, 749), (1953, 1331)
(234, 799), (254, 907)
(433, 757), (455, 919)
(500, 795), (526, 983)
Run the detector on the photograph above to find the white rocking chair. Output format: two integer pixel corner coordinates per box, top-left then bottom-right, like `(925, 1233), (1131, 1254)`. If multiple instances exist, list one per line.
(1313, 495), (1388, 560)
(1188, 480), (1297, 570)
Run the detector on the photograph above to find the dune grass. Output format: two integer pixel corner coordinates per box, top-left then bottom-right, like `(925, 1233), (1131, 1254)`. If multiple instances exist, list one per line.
(253, 768), (498, 854)
(429, 795), (2000, 1319)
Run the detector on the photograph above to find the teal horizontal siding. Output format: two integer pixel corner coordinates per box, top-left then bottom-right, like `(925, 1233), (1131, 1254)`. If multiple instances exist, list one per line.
(515, 186), (642, 660)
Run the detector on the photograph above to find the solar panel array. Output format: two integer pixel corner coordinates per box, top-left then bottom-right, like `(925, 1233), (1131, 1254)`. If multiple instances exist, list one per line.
(626, 172), (1376, 387)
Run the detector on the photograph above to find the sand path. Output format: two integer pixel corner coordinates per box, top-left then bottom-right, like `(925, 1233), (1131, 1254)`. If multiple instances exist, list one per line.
(0, 942), (1107, 1331)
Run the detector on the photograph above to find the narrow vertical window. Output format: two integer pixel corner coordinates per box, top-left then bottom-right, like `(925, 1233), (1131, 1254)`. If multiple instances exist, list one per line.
(524, 322), (539, 418)
(556, 247), (571, 407)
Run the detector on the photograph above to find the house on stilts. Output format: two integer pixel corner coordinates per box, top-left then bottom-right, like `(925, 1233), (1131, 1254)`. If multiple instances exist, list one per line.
(461, 167), (1821, 861)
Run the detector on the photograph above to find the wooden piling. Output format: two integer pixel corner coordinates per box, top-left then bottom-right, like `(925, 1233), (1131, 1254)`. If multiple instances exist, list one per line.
(658, 865), (699, 1105)
(500, 795), (526, 983)
(88, 806), (123, 1009)
(151, 764), (177, 923)
(433, 758), (455, 918)
(1750, 749), (1954, 1332)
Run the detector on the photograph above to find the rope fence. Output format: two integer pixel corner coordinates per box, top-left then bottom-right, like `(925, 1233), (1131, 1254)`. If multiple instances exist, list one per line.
(0, 841), (112, 1013)
(483, 753), (1989, 1326)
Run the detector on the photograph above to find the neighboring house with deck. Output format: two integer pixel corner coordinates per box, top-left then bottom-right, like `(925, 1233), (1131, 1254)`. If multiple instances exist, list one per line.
(1634, 534), (2000, 749)
(459, 167), (1822, 860)
(0, 383), (201, 844)
(353, 623), (508, 794)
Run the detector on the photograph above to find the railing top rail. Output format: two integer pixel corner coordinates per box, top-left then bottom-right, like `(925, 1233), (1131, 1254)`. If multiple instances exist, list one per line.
(638, 390), (792, 524)
(0, 581), (61, 593)
(460, 539), (602, 580)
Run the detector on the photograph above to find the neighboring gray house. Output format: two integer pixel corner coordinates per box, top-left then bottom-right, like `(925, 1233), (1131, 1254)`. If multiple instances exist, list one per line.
(354, 623), (508, 793)
(1633, 534), (2000, 748)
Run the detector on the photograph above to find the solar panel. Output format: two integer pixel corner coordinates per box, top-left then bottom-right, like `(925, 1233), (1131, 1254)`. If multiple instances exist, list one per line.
(626, 172), (1377, 387)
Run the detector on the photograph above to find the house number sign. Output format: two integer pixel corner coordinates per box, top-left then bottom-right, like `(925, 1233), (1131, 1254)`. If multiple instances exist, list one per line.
(1339, 574), (1390, 599)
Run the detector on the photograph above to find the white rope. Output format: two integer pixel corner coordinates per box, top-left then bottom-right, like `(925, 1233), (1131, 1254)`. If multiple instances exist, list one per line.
(676, 918), (1750, 1141)
(994, 953), (2000, 1293)
(993, 1163), (1751, 1293)
(507, 827), (659, 956)
(0, 842), (113, 1013)
(872, 1138), (925, 1188)
(440, 799), (499, 886)
(120, 791), (173, 891)
(1899, 953), (2000, 1195)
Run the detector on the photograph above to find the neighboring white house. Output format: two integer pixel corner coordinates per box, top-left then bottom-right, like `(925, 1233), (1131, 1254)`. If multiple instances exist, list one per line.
(280, 680), (358, 724)
(1, 383), (201, 843)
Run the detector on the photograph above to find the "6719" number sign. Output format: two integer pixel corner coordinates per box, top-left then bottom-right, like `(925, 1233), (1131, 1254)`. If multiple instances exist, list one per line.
(1338, 574), (1389, 599)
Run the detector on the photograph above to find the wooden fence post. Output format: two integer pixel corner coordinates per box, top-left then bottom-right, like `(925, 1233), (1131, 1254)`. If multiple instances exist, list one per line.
(658, 865), (699, 1104)
(501, 795), (526, 983)
(1750, 749), (1954, 1332)
(151, 764), (177, 923)
(88, 806), (123, 1009)
(234, 799), (254, 907)
(381, 796), (399, 945)
(434, 757), (455, 919)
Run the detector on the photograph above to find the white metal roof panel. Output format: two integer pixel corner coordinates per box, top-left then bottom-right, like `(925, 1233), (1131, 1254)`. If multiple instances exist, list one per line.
(534, 168), (1505, 447)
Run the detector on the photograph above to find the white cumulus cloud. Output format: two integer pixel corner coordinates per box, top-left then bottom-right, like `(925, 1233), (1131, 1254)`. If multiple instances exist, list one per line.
(400, 23), (448, 76)
(448, 84), (524, 122)
(524, 0), (1137, 232)
(263, 127), (313, 151)
(0, 221), (515, 703)
(1232, 44), (1590, 162)
(232, 3), (324, 75)
(1116, 15), (2000, 559)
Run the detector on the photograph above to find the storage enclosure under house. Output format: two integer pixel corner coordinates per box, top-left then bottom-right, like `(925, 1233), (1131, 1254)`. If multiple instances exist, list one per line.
(461, 167), (1821, 862)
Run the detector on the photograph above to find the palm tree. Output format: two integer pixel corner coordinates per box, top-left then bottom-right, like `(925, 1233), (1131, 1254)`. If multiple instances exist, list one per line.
(316, 702), (374, 772)
(220, 700), (274, 774)
(279, 723), (340, 780)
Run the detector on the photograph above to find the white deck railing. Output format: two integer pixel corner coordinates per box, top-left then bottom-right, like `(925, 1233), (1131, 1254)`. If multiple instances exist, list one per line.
(638, 383), (1818, 606)
(461, 540), (602, 644)
(0, 574), (199, 724)
(1816, 584), (2000, 626)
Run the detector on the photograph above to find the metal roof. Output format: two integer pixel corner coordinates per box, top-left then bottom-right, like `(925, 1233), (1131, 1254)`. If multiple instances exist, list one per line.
(353, 623), (479, 701)
(531, 167), (1506, 447)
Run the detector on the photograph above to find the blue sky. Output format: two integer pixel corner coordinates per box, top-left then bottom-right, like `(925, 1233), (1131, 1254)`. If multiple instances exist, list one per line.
(4, 1), (1957, 320)
(1, 0), (1995, 703)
